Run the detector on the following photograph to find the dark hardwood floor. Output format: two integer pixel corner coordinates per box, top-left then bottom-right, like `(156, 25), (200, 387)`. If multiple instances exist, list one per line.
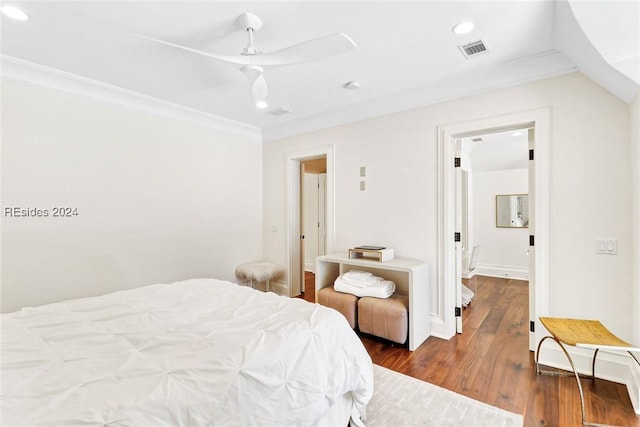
(301, 271), (640, 426)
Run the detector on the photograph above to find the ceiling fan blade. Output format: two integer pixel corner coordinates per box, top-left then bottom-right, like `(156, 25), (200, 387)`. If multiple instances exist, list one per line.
(129, 33), (255, 65)
(251, 73), (268, 102)
(253, 33), (357, 66)
(131, 31), (356, 68)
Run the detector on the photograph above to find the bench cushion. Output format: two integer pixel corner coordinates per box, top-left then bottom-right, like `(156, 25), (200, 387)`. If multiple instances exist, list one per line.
(358, 294), (409, 344)
(317, 286), (358, 329)
(235, 262), (284, 282)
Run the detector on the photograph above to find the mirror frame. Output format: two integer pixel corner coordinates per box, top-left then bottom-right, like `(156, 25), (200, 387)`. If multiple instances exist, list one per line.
(495, 194), (529, 228)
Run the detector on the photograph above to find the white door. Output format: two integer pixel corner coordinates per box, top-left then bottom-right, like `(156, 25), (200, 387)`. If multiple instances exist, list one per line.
(461, 170), (470, 273)
(299, 163), (306, 294)
(289, 160), (302, 297)
(287, 147), (334, 299)
(528, 128), (536, 351)
(318, 173), (327, 257)
(454, 139), (463, 333)
(303, 173), (320, 272)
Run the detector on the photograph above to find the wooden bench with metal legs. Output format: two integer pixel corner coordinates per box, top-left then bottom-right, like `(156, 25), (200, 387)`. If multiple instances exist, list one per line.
(536, 317), (640, 427)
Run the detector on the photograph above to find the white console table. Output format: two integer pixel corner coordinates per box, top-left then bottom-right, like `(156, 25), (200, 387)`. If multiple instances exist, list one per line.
(315, 254), (430, 351)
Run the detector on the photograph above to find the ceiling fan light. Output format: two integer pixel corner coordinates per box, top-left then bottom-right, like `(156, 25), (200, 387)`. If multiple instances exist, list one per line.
(452, 21), (474, 35)
(1, 5), (29, 21)
(255, 100), (269, 109)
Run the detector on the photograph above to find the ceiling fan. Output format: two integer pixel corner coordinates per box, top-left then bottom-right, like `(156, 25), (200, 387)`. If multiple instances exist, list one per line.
(131, 12), (357, 109)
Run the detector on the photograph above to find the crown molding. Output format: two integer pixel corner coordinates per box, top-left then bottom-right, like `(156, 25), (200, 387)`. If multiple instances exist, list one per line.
(1, 55), (262, 142)
(262, 49), (577, 142)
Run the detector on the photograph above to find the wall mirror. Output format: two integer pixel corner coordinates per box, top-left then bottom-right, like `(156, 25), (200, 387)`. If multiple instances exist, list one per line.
(496, 194), (529, 228)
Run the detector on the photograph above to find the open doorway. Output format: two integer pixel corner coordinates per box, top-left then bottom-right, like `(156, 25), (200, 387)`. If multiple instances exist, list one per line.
(285, 145), (335, 299)
(300, 157), (327, 296)
(437, 108), (550, 351)
(457, 128), (531, 331)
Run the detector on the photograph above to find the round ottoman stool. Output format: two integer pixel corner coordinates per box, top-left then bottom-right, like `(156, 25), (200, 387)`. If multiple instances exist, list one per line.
(235, 261), (284, 292)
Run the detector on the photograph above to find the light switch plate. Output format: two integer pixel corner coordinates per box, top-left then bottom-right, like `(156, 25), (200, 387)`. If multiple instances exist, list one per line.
(596, 239), (617, 254)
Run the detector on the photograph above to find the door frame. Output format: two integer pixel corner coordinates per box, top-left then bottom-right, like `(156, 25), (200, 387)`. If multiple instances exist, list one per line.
(286, 145), (335, 298)
(437, 108), (550, 350)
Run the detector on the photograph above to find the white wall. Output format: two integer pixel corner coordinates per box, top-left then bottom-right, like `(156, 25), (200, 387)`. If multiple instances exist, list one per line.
(1, 80), (263, 313)
(631, 92), (640, 346)
(263, 72), (634, 343)
(473, 169), (529, 279)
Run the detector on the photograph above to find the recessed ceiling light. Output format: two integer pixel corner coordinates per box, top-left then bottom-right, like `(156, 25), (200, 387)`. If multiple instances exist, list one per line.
(512, 131), (523, 137)
(255, 100), (269, 109)
(452, 21), (474, 35)
(1, 5), (29, 21)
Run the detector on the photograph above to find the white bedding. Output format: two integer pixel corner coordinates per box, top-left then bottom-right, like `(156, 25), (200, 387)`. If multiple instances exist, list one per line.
(1, 278), (373, 426)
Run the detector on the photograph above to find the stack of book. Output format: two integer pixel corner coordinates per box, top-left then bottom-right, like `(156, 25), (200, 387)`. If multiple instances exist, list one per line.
(348, 246), (394, 262)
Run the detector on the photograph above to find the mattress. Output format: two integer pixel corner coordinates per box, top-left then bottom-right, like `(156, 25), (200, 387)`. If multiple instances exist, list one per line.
(1, 278), (373, 426)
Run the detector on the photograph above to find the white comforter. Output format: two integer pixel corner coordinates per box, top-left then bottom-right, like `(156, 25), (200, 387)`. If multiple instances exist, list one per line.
(1, 279), (373, 426)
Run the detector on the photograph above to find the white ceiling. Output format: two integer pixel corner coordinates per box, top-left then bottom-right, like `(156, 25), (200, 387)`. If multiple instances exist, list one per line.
(461, 128), (529, 172)
(1, 1), (638, 140)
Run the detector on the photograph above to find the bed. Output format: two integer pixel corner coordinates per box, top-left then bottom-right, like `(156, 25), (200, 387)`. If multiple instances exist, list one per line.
(1, 278), (373, 426)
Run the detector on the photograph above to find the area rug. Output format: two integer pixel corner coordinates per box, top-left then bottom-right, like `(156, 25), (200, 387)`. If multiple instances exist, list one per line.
(365, 365), (523, 426)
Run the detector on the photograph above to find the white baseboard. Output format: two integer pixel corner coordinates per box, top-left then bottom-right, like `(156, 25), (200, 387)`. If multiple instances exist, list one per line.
(429, 315), (453, 340)
(304, 261), (315, 273)
(630, 358), (640, 414)
(270, 279), (288, 296)
(538, 340), (640, 414)
(236, 279), (288, 296)
(474, 264), (529, 280)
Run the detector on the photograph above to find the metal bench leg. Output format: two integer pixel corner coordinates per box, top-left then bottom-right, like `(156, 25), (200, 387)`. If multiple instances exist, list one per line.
(536, 336), (613, 427)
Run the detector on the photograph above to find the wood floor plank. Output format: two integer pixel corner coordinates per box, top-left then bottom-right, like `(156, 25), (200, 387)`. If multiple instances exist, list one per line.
(301, 271), (639, 426)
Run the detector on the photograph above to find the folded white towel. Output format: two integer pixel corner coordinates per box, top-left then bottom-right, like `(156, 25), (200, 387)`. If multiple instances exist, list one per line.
(342, 270), (375, 281)
(334, 277), (396, 298)
(340, 270), (383, 287)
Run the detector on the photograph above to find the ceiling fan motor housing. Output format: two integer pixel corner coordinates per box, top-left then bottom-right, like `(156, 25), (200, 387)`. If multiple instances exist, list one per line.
(237, 12), (262, 56)
(237, 12), (263, 32)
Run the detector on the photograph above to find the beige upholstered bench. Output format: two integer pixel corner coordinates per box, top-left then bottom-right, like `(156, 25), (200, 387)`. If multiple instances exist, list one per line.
(317, 286), (358, 329)
(358, 294), (409, 345)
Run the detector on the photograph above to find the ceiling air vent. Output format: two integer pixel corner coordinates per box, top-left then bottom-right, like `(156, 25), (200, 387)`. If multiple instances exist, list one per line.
(458, 40), (489, 59)
(267, 107), (293, 116)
